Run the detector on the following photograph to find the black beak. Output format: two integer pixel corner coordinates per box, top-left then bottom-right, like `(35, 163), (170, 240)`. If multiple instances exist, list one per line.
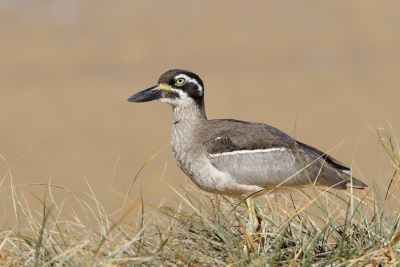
(127, 86), (162, 103)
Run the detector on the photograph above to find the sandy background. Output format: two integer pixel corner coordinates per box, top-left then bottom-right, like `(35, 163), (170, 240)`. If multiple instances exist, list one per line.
(0, 1), (399, 223)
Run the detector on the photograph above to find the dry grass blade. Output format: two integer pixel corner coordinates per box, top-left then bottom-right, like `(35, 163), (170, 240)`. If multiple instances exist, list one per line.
(121, 144), (168, 214)
(33, 192), (52, 267)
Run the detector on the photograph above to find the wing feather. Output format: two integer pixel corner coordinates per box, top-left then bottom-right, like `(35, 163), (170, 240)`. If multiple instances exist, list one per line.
(194, 119), (351, 189)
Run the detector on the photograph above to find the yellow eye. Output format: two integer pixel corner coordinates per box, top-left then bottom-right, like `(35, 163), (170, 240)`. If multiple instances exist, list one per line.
(175, 78), (186, 87)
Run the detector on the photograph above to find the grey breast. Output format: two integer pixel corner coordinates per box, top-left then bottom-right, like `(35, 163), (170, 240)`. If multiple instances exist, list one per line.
(194, 119), (360, 189)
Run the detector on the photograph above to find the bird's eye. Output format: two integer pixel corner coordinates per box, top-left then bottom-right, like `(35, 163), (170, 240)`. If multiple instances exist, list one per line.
(175, 78), (186, 87)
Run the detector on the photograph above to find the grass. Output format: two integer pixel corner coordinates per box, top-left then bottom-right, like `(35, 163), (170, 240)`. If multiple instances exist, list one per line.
(0, 127), (399, 266)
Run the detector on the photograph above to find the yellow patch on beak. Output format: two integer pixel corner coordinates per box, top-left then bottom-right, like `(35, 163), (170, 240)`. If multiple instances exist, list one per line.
(155, 83), (173, 91)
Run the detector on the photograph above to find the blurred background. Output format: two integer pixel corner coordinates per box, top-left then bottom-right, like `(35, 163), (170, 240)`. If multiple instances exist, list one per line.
(0, 1), (399, 223)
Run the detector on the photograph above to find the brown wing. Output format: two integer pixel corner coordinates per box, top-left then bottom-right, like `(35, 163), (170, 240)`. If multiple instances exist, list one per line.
(194, 119), (367, 189)
(197, 119), (297, 154)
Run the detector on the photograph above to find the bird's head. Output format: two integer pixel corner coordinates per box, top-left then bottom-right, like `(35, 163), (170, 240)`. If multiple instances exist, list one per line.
(128, 69), (204, 107)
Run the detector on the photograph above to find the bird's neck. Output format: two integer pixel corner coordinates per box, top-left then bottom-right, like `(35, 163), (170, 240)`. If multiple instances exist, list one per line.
(171, 101), (206, 156)
(172, 100), (207, 126)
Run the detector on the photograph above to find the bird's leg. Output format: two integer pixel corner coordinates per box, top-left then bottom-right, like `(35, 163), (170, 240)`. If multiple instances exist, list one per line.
(246, 198), (260, 235)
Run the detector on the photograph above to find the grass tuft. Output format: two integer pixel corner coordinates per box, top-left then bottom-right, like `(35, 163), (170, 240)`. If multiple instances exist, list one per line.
(0, 128), (399, 266)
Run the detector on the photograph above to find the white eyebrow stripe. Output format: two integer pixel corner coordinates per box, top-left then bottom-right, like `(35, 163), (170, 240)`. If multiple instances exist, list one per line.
(209, 147), (287, 157)
(175, 74), (203, 94)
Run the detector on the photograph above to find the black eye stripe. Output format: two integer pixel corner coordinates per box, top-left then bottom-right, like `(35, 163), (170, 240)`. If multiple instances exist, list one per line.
(182, 83), (202, 99)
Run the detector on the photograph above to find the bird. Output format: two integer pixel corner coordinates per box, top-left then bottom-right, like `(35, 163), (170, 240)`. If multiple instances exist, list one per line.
(127, 69), (367, 199)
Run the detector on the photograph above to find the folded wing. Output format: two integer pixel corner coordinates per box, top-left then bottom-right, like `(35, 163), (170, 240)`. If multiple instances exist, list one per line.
(197, 119), (365, 189)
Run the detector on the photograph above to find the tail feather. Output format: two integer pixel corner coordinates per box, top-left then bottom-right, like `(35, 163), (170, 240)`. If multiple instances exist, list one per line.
(342, 170), (368, 189)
